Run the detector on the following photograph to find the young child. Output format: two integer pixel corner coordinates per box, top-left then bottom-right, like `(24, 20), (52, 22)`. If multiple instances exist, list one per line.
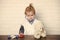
(19, 4), (46, 39)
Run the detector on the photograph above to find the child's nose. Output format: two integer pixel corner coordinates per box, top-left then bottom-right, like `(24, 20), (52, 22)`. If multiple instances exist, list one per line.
(30, 17), (32, 19)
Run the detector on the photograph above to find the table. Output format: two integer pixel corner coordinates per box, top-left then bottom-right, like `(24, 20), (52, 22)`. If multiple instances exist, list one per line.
(0, 35), (60, 40)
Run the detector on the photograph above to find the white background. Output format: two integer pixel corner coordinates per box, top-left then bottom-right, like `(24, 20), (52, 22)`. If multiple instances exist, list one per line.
(0, 0), (60, 35)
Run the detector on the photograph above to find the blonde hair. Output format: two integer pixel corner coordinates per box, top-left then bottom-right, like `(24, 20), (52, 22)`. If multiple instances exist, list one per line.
(25, 3), (35, 15)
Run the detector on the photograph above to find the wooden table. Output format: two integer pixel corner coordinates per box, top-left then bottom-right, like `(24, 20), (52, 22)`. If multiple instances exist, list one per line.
(0, 35), (60, 40)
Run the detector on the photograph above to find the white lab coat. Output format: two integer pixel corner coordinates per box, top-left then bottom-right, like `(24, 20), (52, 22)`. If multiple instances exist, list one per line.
(20, 18), (46, 39)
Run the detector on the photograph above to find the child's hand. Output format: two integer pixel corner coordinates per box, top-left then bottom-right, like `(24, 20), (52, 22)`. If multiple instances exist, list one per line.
(19, 33), (24, 38)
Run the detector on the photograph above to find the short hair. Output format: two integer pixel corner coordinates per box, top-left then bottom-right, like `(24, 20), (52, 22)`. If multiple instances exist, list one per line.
(25, 3), (35, 15)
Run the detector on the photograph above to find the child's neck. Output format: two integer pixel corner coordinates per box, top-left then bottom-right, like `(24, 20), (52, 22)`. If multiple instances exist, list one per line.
(25, 17), (35, 24)
(28, 19), (34, 24)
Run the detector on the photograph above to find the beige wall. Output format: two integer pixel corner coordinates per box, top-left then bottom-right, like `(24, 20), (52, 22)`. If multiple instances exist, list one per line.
(0, 0), (60, 35)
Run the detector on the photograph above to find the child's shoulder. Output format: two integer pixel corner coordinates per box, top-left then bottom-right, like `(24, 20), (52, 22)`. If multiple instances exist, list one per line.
(35, 19), (42, 23)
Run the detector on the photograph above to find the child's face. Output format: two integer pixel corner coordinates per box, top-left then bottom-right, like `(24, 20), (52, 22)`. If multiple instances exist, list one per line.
(26, 11), (35, 21)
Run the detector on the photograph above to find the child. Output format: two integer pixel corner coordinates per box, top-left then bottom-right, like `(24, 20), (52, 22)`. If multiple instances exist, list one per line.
(19, 4), (46, 39)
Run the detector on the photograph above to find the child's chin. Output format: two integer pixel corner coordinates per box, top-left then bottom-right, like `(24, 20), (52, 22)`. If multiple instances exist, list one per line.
(29, 19), (33, 21)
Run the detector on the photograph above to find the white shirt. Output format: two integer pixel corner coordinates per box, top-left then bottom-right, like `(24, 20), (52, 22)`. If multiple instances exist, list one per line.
(21, 18), (39, 35)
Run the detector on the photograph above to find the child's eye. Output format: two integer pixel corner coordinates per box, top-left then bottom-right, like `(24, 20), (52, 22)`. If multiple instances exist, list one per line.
(31, 15), (33, 16)
(27, 15), (30, 16)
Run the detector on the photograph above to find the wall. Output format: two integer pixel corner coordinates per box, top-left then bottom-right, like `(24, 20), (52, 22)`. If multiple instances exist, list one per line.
(0, 0), (60, 35)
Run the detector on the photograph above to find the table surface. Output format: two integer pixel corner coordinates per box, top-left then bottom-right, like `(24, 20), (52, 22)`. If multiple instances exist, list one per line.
(0, 35), (60, 40)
